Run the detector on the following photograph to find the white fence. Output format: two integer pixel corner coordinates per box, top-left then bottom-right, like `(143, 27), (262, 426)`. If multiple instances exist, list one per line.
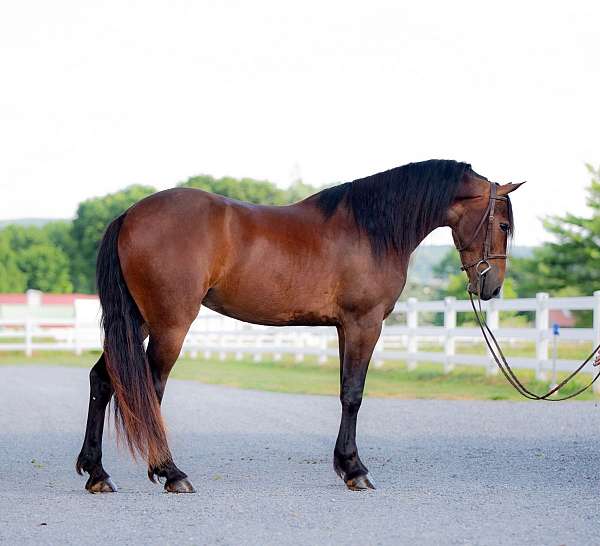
(2, 291), (600, 389)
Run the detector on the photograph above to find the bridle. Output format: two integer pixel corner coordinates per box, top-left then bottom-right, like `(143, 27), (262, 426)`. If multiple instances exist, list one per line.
(456, 181), (507, 279)
(457, 181), (600, 401)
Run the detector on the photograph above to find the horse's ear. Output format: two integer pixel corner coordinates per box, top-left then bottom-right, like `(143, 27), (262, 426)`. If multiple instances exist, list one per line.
(497, 181), (526, 196)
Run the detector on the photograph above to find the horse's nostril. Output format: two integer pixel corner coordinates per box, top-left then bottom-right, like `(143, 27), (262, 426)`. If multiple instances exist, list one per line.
(492, 287), (501, 298)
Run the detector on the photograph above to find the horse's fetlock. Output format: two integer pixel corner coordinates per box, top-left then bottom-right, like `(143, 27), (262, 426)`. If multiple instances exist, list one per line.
(148, 462), (186, 484)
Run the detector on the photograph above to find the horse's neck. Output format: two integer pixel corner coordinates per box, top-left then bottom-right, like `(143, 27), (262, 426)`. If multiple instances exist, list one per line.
(391, 225), (447, 287)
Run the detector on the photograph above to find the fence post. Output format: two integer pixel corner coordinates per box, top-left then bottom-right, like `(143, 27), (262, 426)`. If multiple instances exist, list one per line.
(485, 298), (499, 376)
(593, 291), (600, 393)
(535, 292), (549, 380)
(407, 297), (418, 370)
(25, 318), (33, 357)
(24, 289), (42, 357)
(443, 297), (456, 373)
(74, 325), (82, 356)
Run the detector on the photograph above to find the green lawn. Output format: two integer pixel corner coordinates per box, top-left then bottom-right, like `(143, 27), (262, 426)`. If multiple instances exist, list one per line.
(0, 345), (597, 401)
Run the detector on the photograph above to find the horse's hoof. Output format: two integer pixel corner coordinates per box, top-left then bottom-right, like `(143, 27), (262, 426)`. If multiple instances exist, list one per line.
(86, 477), (118, 493)
(346, 475), (376, 491)
(164, 478), (195, 493)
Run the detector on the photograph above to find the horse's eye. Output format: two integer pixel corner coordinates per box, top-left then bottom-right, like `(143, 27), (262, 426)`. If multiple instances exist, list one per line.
(500, 223), (510, 232)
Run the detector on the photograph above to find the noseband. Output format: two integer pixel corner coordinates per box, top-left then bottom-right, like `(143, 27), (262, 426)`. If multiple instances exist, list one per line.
(456, 182), (507, 278)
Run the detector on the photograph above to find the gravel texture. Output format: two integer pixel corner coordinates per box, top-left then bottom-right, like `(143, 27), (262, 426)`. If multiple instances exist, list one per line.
(0, 365), (599, 545)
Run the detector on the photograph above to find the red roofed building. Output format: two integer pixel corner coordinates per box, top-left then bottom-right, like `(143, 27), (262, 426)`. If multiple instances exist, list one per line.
(0, 293), (97, 306)
(0, 290), (99, 321)
(549, 309), (576, 328)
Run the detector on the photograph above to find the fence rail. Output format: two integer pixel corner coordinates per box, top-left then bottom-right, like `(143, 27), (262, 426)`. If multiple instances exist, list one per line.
(1, 290), (600, 391)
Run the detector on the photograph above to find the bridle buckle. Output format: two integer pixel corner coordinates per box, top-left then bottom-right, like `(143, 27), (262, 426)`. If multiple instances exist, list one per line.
(476, 260), (491, 277)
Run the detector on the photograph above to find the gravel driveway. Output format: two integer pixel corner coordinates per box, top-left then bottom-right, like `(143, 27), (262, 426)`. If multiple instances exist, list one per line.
(0, 365), (599, 545)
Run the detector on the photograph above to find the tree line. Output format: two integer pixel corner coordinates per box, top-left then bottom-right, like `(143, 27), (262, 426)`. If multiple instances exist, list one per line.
(1, 166), (598, 305)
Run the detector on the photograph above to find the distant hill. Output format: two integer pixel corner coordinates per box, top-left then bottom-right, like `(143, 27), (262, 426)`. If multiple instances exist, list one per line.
(409, 244), (535, 284)
(0, 218), (68, 229)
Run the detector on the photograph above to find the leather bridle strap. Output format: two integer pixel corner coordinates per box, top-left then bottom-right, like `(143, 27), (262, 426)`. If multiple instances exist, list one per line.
(457, 181), (600, 400)
(457, 182), (508, 272)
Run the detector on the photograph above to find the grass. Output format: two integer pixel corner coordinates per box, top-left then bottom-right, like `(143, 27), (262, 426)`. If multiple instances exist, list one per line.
(0, 343), (598, 401)
(416, 339), (595, 360)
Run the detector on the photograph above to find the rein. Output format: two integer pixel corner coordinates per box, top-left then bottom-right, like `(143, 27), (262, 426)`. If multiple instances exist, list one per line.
(470, 291), (600, 400)
(458, 182), (600, 400)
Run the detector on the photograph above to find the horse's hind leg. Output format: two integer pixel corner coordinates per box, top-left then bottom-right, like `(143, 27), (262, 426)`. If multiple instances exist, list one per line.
(145, 326), (195, 493)
(76, 353), (117, 493)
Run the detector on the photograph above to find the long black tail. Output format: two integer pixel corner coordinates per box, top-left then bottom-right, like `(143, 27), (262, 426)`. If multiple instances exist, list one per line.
(96, 214), (169, 467)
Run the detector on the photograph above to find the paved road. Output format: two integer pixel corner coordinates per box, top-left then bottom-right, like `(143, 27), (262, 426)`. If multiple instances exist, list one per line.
(0, 366), (599, 545)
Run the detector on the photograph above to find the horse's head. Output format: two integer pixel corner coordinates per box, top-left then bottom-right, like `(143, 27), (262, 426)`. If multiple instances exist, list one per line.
(447, 171), (524, 301)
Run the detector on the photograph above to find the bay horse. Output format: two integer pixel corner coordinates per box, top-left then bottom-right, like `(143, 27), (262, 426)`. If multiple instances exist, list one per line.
(76, 160), (523, 493)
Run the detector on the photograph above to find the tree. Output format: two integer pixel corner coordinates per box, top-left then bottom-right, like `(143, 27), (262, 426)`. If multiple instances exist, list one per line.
(510, 164), (600, 298)
(0, 232), (26, 292)
(17, 244), (73, 292)
(179, 174), (318, 205)
(0, 225), (73, 292)
(431, 249), (462, 280)
(43, 220), (76, 258)
(286, 179), (319, 203)
(1, 224), (47, 252)
(71, 185), (157, 293)
(179, 175), (284, 204)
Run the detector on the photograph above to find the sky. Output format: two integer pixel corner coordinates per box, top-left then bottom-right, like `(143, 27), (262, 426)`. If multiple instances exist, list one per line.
(1, 0), (598, 246)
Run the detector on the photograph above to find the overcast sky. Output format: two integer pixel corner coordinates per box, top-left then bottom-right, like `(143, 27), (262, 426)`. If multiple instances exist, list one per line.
(1, 0), (598, 246)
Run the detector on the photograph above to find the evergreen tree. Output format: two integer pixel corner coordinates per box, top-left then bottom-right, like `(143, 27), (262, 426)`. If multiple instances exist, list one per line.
(511, 165), (600, 297)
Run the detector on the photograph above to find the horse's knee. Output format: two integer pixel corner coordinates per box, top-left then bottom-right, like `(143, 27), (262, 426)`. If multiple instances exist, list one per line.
(340, 390), (363, 415)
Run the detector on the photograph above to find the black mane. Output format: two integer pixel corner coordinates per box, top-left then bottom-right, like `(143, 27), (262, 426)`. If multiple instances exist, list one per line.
(316, 159), (471, 256)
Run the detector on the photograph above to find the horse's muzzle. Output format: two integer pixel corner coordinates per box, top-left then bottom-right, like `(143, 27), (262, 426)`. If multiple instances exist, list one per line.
(468, 268), (502, 301)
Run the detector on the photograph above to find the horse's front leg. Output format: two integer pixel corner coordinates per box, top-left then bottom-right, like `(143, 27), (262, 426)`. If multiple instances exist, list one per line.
(334, 315), (382, 490)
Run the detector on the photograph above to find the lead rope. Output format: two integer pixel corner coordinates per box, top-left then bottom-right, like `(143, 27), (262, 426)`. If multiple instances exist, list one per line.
(470, 282), (600, 401)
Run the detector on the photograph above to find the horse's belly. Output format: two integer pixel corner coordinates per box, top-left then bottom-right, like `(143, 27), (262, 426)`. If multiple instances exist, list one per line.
(201, 287), (338, 327)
